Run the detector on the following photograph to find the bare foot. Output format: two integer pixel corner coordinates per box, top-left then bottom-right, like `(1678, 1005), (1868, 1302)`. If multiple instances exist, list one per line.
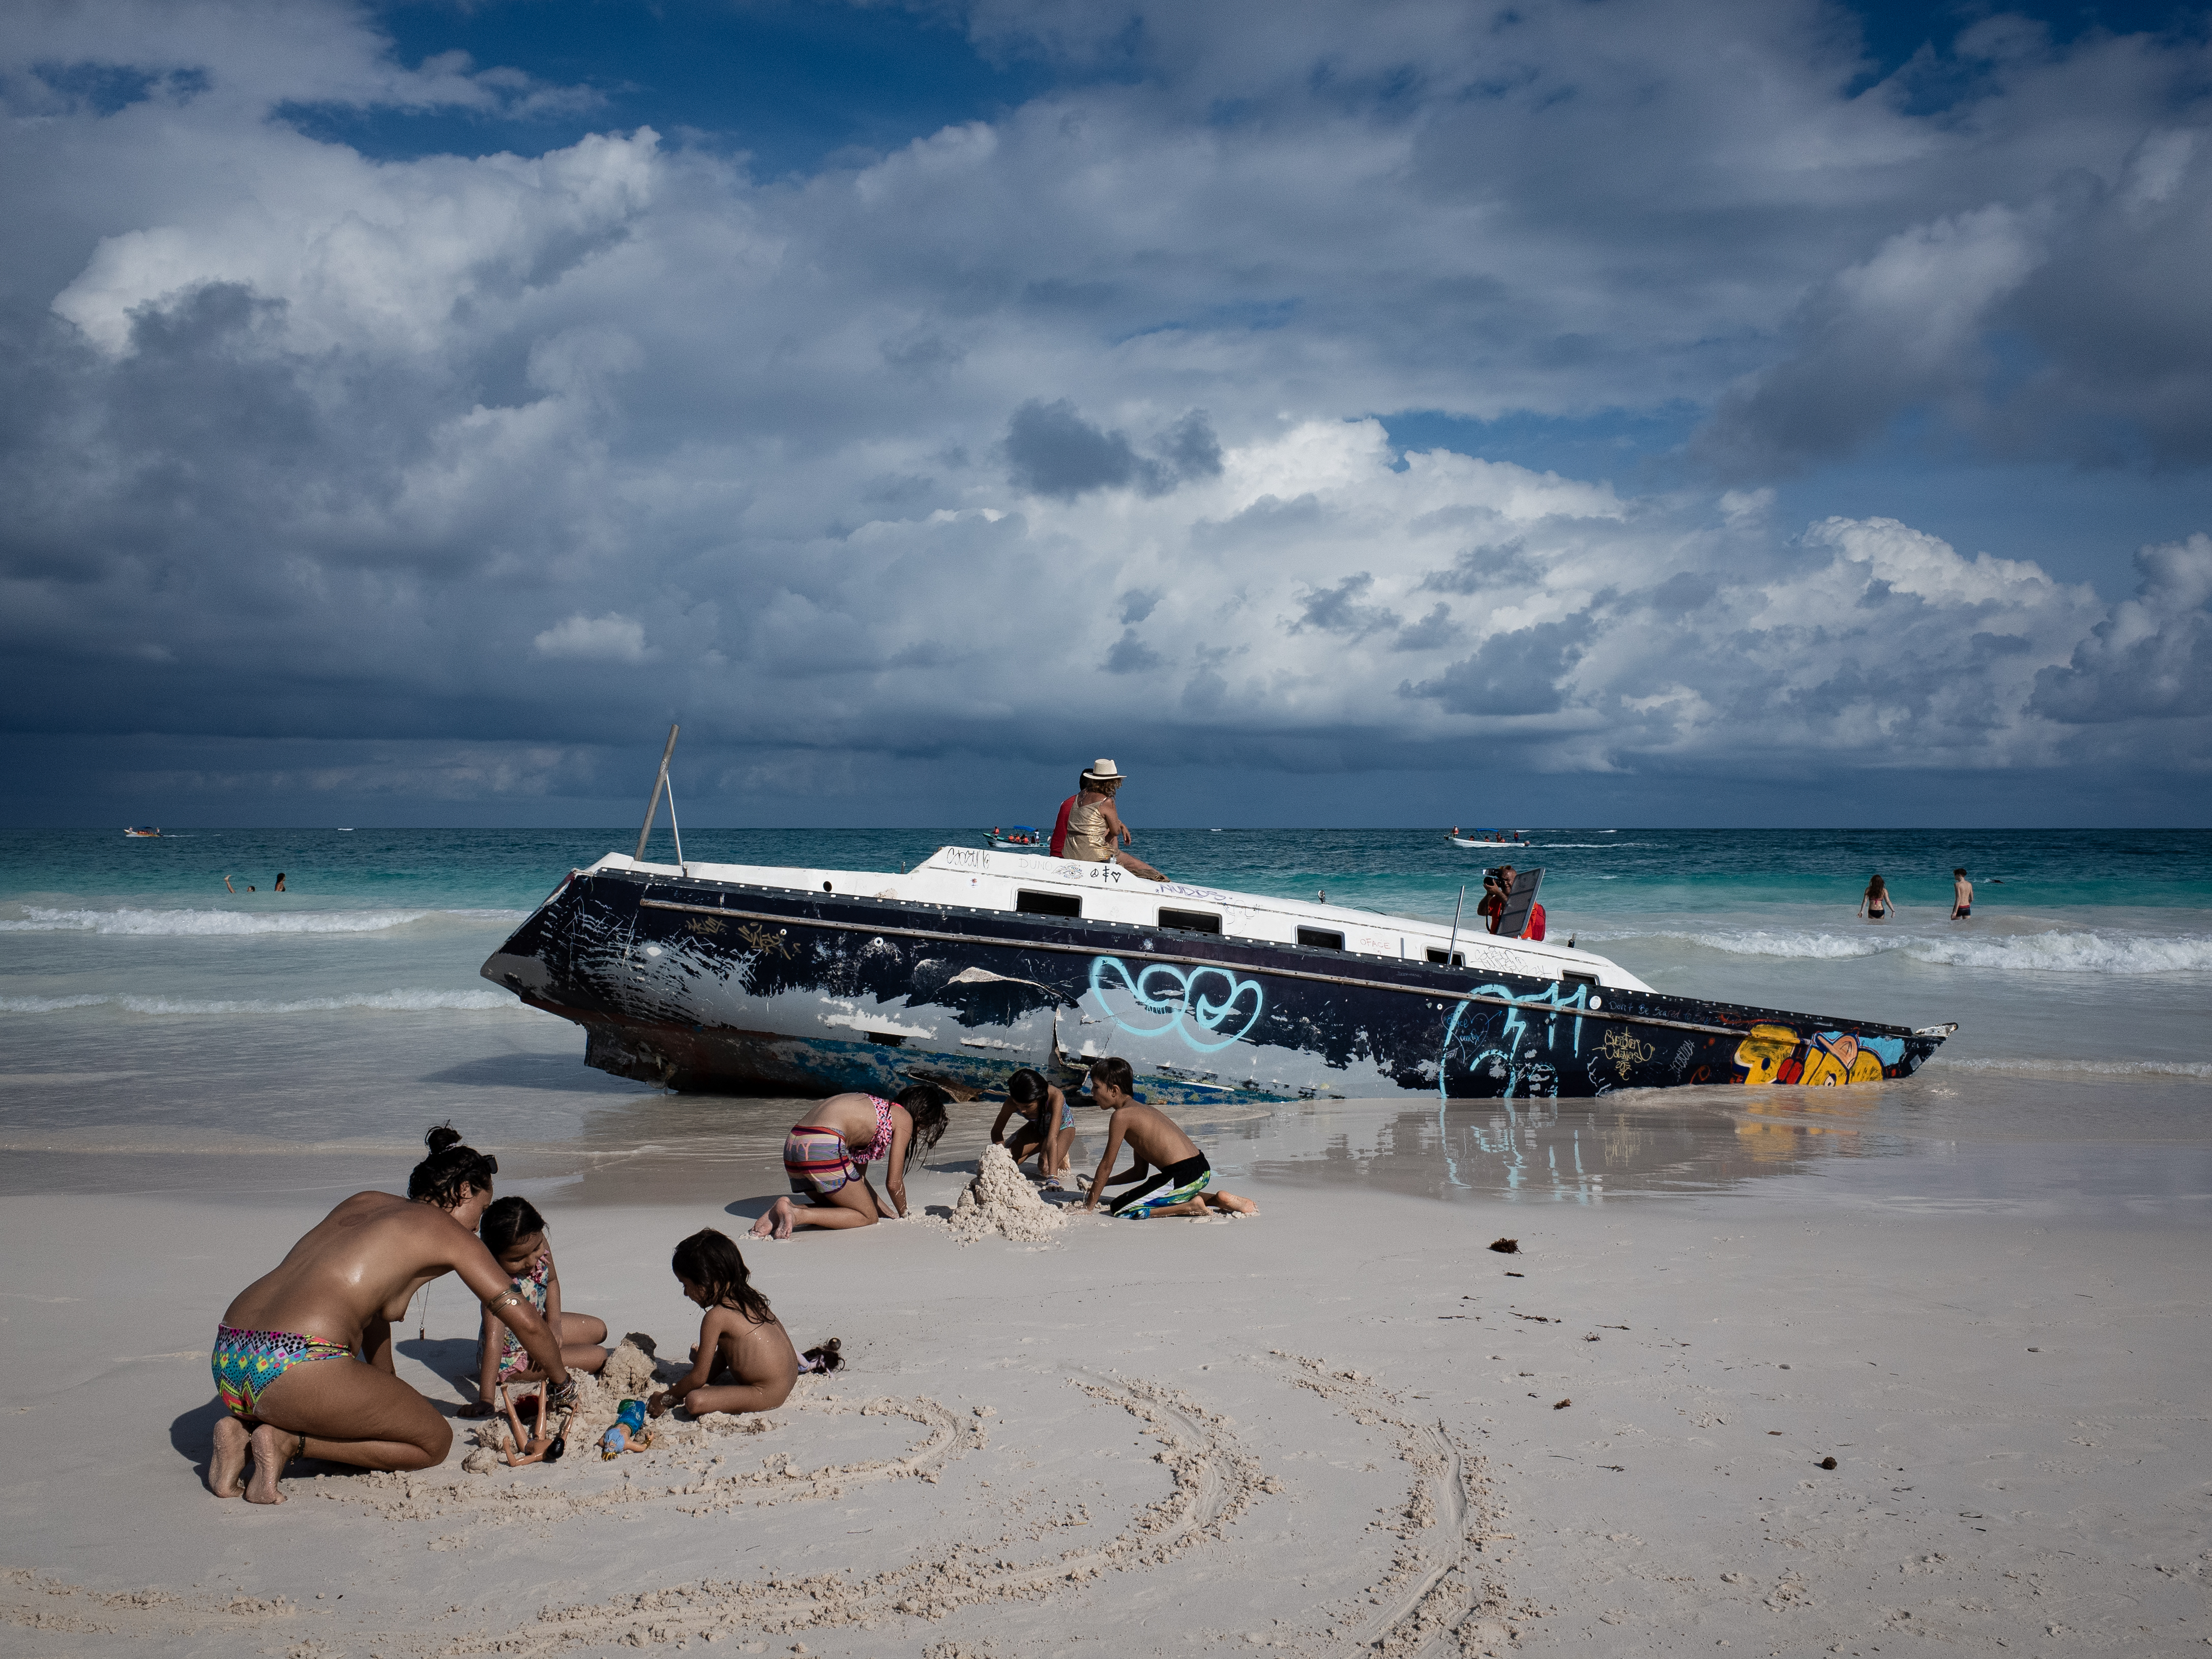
(1147, 1198), (1211, 1218)
(749, 1199), (785, 1240)
(208, 1416), (249, 1498)
(1211, 1191), (1259, 1216)
(245, 1424), (298, 1504)
(771, 1199), (796, 1240)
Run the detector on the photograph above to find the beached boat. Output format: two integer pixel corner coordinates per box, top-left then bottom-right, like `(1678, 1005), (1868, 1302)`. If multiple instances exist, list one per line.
(481, 848), (1955, 1106)
(986, 826), (1046, 852)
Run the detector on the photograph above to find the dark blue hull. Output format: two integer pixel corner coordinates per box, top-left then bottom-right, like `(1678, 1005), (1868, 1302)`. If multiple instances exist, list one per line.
(481, 868), (1950, 1105)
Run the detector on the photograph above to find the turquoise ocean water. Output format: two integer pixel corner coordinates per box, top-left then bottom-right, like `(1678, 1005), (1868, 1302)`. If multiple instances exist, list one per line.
(4, 826), (2208, 1213)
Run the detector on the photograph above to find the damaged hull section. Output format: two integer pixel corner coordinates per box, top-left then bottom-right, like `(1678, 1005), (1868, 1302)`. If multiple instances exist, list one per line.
(481, 852), (1952, 1105)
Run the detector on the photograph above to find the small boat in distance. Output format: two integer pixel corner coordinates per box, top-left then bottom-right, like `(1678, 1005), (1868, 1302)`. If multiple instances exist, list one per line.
(986, 825), (1046, 852)
(123, 826), (162, 838)
(1448, 826), (1526, 847)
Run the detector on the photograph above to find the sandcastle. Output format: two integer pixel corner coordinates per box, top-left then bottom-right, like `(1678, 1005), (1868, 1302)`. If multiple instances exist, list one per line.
(947, 1143), (1070, 1245)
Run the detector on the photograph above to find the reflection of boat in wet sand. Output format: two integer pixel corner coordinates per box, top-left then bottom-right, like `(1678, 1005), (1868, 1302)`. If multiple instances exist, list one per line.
(123, 826), (162, 838)
(483, 745), (1954, 1105)
(985, 826), (1045, 852)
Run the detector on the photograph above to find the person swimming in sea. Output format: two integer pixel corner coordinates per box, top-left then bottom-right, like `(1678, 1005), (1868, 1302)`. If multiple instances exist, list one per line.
(1859, 874), (1895, 923)
(750, 1084), (950, 1238)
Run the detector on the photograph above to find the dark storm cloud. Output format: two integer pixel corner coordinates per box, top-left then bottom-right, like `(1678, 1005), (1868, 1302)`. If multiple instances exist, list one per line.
(1403, 617), (1591, 717)
(2033, 535), (2212, 722)
(1002, 399), (1223, 498)
(1290, 572), (1400, 638)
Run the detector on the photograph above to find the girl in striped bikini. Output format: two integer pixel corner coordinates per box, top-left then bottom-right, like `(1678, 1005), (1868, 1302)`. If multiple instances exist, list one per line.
(751, 1084), (951, 1239)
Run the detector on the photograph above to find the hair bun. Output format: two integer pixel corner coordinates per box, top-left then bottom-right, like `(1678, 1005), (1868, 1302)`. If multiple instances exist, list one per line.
(424, 1122), (463, 1153)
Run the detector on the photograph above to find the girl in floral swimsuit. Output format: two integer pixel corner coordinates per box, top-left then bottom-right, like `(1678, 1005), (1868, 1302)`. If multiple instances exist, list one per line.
(753, 1085), (951, 1238)
(460, 1196), (610, 1418)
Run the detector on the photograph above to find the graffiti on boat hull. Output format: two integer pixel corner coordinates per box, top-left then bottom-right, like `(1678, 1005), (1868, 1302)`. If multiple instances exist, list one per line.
(482, 869), (1944, 1102)
(1733, 1024), (1896, 1086)
(1088, 956), (1266, 1053)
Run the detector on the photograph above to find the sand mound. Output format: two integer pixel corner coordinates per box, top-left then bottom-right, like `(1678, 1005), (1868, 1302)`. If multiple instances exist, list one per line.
(460, 1336), (669, 1473)
(948, 1144), (1067, 1244)
(599, 1331), (662, 1397)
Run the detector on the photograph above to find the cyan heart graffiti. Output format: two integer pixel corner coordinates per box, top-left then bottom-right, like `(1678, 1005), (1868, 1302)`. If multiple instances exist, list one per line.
(1088, 957), (1265, 1053)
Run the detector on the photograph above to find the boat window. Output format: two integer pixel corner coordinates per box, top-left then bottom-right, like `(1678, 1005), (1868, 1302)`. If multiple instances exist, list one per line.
(1159, 908), (1222, 934)
(1296, 927), (1345, 951)
(1425, 947), (1465, 966)
(1016, 890), (1081, 918)
(1563, 971), (1599, 991)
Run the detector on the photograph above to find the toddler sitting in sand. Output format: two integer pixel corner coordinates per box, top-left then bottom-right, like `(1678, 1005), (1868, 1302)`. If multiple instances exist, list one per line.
(1077, 1057), (1258, 1219)
(461, 1197), (610, 1418)
(648, 1229), (835, 1419)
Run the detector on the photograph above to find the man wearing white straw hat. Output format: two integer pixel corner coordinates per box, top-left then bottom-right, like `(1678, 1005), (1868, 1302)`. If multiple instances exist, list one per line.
(1052, 759), (1166, 881)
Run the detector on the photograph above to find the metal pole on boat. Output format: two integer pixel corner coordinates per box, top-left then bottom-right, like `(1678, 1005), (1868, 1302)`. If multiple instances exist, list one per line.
(665, 773), (686, 873)
(634, 723), (680, 862)
(1446, 885), (1465, 968)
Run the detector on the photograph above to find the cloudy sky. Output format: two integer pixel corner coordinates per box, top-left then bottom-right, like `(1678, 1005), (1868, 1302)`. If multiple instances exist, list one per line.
(4, 0), (2209, 827)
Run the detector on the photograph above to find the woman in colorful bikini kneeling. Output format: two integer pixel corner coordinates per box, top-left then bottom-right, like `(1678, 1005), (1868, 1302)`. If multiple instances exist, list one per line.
(206, 1124), (574, 1503)
(750, 1084), (950, 1238)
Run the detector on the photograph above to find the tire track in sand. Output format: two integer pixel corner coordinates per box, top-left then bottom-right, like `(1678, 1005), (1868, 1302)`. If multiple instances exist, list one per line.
(441, 1371), (1267, 1653)
(1269, 1352), (1523, 1658)
(0, 1568), (313, 1645)
(323, 1393), (977, 1528)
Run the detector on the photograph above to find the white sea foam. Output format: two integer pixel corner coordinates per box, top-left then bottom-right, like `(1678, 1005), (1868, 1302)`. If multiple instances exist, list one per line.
(1932, 1056), (2212, 1082)
(0, 988), (522, 1016)
(1591, 926), (2212, 975)
(0, 905), (521, 937)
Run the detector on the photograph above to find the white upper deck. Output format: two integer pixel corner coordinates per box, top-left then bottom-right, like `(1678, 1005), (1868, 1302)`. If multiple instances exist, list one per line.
(584, 844), (1653, 993)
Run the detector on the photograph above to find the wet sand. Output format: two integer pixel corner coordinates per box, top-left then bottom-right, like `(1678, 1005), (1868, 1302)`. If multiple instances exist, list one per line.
(2, 1086), (2208, 1657)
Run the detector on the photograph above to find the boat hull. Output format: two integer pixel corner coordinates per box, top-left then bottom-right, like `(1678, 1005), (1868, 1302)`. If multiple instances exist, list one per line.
(482, 867), (1949, 1105)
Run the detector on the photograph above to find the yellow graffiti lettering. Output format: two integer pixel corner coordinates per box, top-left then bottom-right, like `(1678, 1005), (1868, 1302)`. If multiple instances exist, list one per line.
(1732, 1023), (1800, 1086)
(1600, 1028), (1656, 1067)
(733, 923), (793, 958)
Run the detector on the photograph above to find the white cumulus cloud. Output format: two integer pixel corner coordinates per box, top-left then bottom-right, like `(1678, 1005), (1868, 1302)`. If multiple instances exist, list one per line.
(533, 612), (650, 663)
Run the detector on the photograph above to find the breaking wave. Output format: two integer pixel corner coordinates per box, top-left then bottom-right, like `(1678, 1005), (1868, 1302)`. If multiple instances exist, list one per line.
(1592, 926), (2212, 975)
(0, 906), (521, 937)
(0, 988), (521, 1015)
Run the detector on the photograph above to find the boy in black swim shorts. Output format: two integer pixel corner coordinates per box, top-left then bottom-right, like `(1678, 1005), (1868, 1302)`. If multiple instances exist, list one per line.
(1077, 1057), (1257, 1219)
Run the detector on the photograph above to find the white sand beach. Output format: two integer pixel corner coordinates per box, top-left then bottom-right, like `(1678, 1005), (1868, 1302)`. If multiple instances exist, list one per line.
(3, 1090), (2206, 1659)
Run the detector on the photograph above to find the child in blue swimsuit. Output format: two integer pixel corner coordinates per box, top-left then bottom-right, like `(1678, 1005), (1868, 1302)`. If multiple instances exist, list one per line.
(988, 1068), (1075, 1184)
